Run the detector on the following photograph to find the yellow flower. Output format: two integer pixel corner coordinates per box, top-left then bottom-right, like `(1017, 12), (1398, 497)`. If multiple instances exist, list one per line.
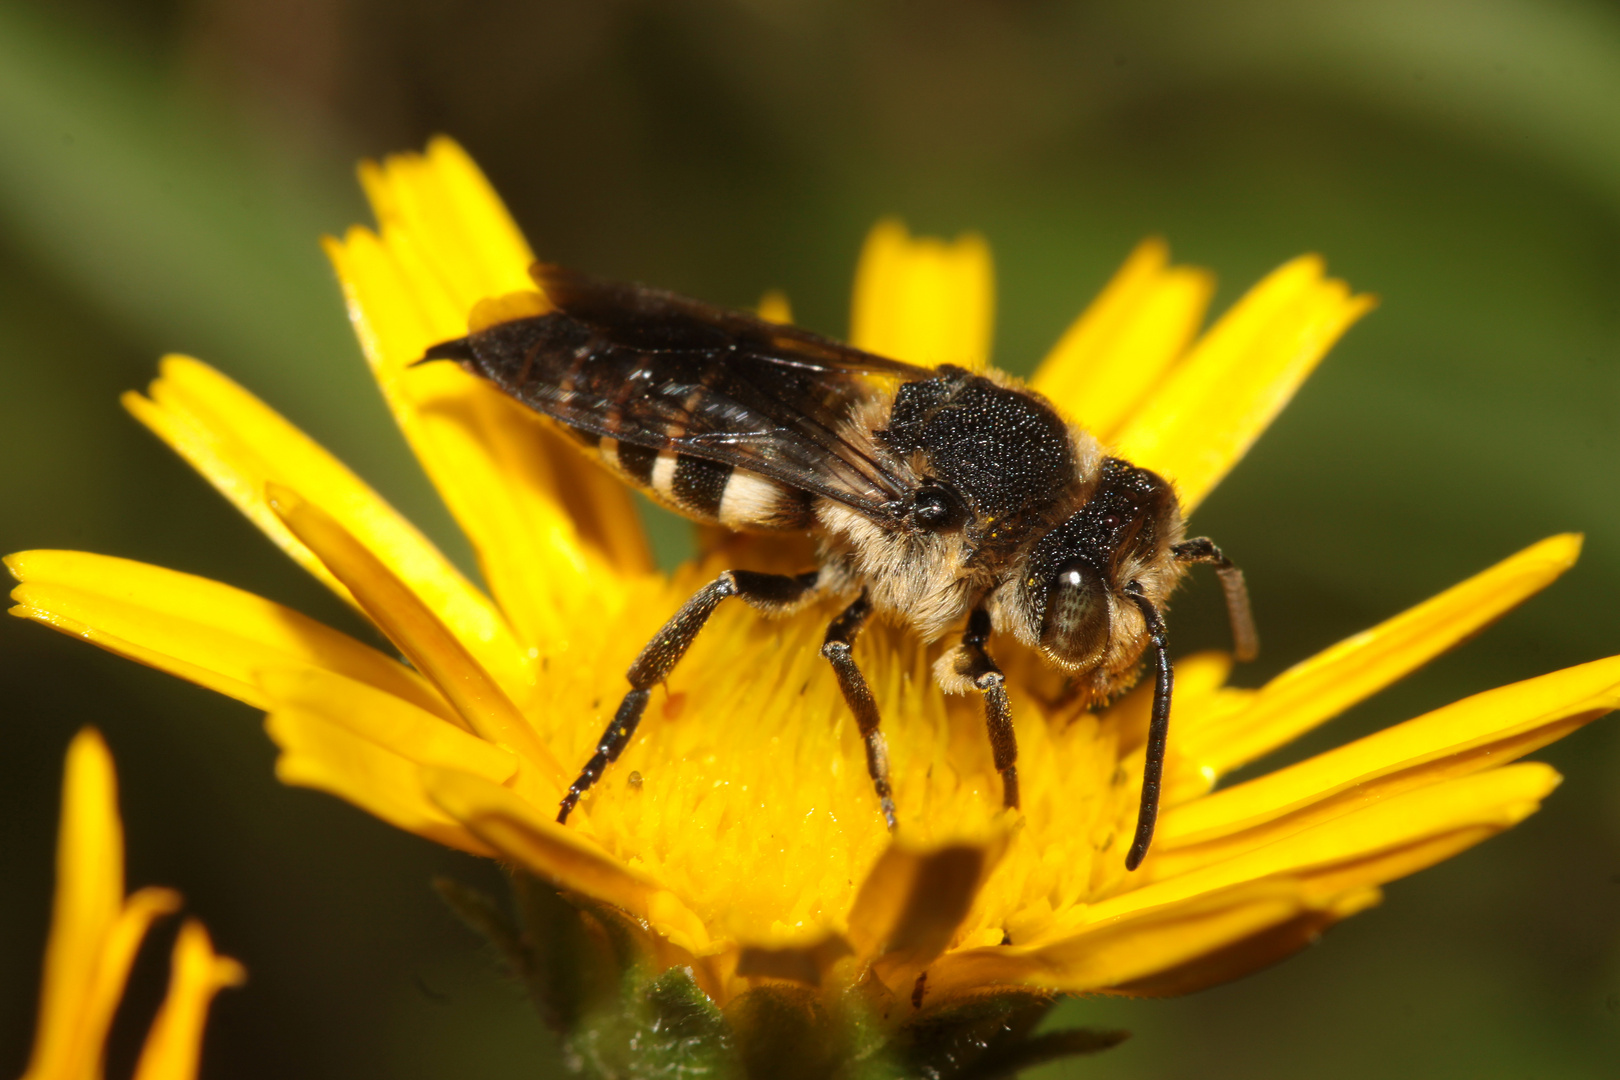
(20, 729), (244, 1080)
(8, 138), (1615, 1014)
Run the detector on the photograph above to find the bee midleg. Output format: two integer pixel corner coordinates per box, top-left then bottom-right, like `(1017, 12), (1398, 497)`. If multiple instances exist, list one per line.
(820, 591), (898, 831)
(556, 568), (821, 823)
(956, 607), (1019, 811)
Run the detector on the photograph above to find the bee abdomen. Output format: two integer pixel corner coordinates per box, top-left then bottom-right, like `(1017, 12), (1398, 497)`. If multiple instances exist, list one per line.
(589, 436), (810, 530)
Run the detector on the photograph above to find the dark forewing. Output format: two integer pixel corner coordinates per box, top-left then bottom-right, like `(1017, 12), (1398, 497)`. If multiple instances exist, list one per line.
(425, 264), (931, 520)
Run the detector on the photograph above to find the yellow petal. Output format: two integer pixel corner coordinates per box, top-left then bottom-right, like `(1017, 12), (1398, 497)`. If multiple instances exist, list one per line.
(422, 766), (715, 954)
(328, 141), (650, 643)
(959, 767), (1553, 996)
(131, 920), (245, 1080)
(1180, 534), (1583, 776)
(267, 486), (564, 786)
(1094, 764), (1558, 921)
(22, 731), (182, 1080)
(1151, 655), (1620, 877)
(1111, 255), (1374, 513)
(258, 667), (518, 784)
(360, 136), (534, 308)
(926, 878), (1328, 998)
(849, 218), (994, 369)
(122, 356), (528, 696)
(266, 709), (495, 856)
(1030, 239), (1215, 440)
(50, 888), (184, 1080)
(7, 551), (451, 722)
(23, 728), (123, 1080)
(468, 290), (552, 332)
(325, 227), (644, 642)
(1105, 886), (1382, 998)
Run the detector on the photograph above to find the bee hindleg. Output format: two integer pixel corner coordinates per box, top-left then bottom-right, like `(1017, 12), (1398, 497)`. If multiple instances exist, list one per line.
(556, 568), (820, 823)
(821, 591), (898, 830)
(957, 608), (1019, 810)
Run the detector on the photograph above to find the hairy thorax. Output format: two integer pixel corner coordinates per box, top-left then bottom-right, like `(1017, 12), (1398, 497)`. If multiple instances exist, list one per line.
(814, 501), (979, 641)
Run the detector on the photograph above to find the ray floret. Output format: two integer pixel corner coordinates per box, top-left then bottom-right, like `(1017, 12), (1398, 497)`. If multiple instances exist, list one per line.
(20, 730), (242, 1080)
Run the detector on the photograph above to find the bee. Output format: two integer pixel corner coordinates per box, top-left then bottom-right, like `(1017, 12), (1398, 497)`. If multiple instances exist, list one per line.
(425, 264), (1257, 869)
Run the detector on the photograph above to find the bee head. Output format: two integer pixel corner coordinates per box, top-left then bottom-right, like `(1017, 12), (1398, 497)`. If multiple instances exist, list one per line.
(1013, 459), (1183, 676)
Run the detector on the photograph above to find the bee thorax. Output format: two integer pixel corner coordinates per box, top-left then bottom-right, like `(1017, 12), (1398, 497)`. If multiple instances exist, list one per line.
(815, 500), (976, 641)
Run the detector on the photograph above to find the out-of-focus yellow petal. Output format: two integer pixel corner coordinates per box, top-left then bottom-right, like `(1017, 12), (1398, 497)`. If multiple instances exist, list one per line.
(7, 551), (451, 723)
(1180, 534), (1583, 776)
(266, 709), (495, 856)
(467, 290), (552, 332)
(24, 728), (123, 1080)
(22, 731), (182, 1080)
(268, 486), (564, 787)
(756, 290), (793, 325)
(26, 890), (182, 1080)
(845, 840), (1005, 993)
(122, 356), (528, 696)
(423, 766), (715, 955)
(131, 920), (245, 1080)
(1095, 764), (1558, 919)
(1150, 657), (1620, 878)
(734, 937), (854, 989)
(76, 889), (185, 1077)
(1111, 255), (1374, 513)
(849, 218), (994, 370)
(1030, 239), (1215, 440)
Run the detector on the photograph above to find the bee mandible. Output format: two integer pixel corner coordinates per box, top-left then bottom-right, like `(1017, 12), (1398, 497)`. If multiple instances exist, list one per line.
(425, 264), (1257, 869)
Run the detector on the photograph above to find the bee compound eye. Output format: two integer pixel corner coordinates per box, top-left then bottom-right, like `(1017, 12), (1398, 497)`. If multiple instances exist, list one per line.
(1040, 559), (1111, 668)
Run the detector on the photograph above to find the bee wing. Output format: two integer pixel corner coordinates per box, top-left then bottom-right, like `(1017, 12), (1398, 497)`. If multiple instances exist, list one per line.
(429, 265), (932, 520)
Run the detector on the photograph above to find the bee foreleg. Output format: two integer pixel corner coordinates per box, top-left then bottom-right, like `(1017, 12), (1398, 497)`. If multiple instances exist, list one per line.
(557, 568), (821, 823)
(955, 608), (1019, 811)
(821, 591), (899, 830)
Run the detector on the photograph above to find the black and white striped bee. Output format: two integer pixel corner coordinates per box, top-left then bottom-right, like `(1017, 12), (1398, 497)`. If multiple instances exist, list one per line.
(426, 264), (1257, 869)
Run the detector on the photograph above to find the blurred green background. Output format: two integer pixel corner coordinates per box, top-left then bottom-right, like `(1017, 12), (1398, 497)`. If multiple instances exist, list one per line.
(3, 0), (1620, 1075)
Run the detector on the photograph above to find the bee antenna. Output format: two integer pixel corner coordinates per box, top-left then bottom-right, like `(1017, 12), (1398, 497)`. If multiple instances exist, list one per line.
(1172, 538), (1258, 663)
(1124, 588), (1171, 872)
